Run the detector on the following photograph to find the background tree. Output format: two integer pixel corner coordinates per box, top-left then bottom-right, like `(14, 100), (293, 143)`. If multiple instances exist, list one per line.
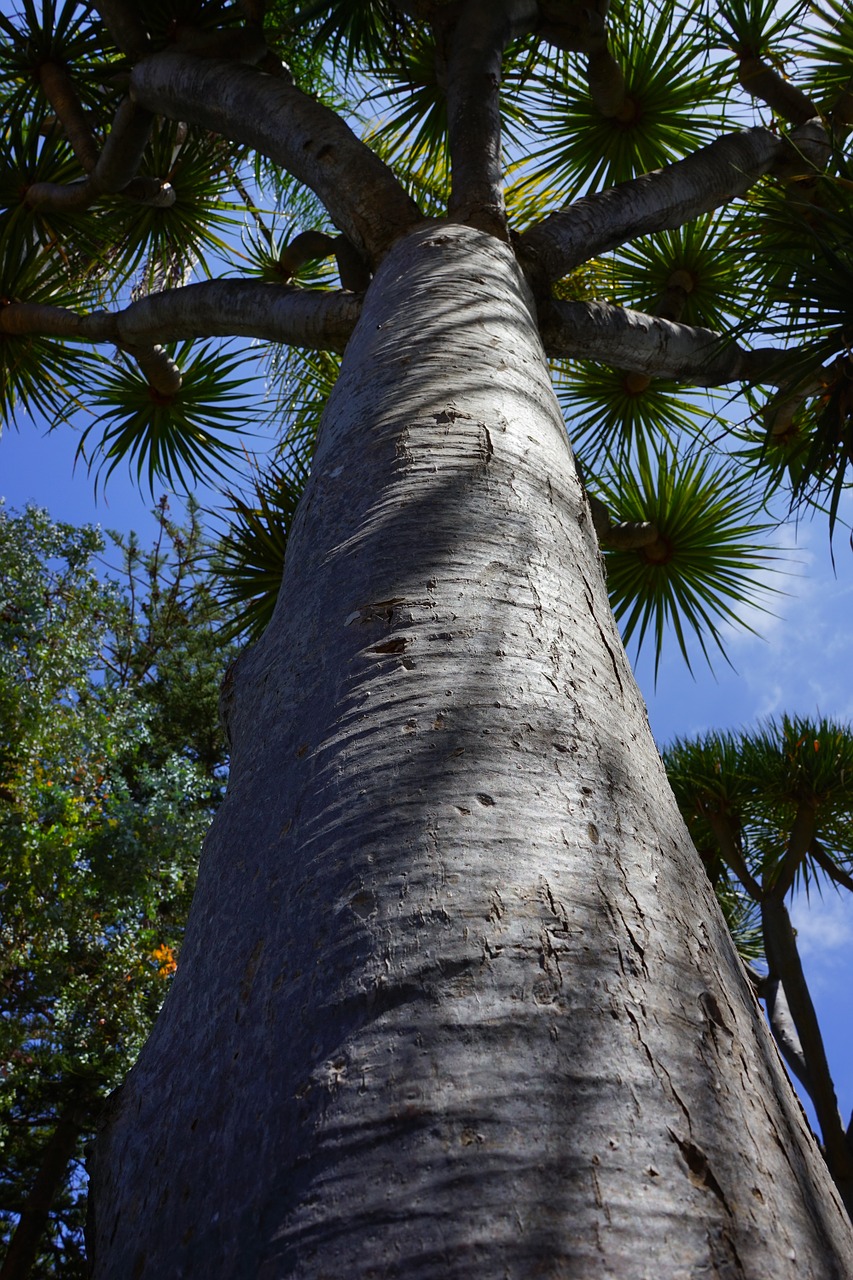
(665, 717), (853, 1213)
(3, 0), (853, 1275)
(0, 502), (234, 1280)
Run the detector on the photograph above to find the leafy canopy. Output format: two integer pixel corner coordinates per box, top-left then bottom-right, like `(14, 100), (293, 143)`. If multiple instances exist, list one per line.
(0, 500), (235, 1277)
(0, 0), (850, 669)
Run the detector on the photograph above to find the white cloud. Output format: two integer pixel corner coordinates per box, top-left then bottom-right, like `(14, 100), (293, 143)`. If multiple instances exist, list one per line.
(790, 890), (853, 965)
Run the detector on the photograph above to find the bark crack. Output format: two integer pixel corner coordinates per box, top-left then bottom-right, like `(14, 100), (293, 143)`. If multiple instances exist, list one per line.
(669, 1131), (734, 1218)
(583, 579), (624, 699)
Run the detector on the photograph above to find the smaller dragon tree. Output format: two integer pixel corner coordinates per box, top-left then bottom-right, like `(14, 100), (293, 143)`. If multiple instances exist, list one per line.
(665, 716), (853, 1215)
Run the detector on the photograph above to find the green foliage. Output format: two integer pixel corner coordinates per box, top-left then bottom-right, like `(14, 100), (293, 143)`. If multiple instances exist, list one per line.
(214, 457), (307, 642)
(521, 0), (726, 198)
(0, 501), (235, 1274)
(113, 122), (238, 290)
(79, 342), (252, 492)
(293, 0), (403, 73)
(613, 214), (754, 332)
(595, 444), (778, 674)
(714, 0), (808, 61)
(1, 0), (849, 670)
(0, 1), (107, 122)
(665, 715), (853, 919)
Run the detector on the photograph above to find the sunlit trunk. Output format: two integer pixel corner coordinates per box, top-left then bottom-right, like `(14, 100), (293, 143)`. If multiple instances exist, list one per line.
(89, 224), (853, 1278)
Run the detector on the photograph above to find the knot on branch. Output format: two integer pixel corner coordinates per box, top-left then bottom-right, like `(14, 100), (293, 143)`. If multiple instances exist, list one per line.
(772, 119), (831, 181)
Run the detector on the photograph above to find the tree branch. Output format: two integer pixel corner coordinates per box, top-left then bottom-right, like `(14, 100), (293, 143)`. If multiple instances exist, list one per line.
(703, 809), (763, 901)
(540, 299), (791, 385)
(537, 0), (610, 55)
(26, 175), (175, 213)
(0, 1095), (88, 1280)
(761, 895), (853, 1211)
(0, 282), (362, 355)
(92, 97), (155, 194)
(737, 56), (819, 126)
(763, 976), (814, 1096)
(39, 60), (99, 172)
(25, 94), (166, 212)
(521, 127), (785, 282)
(444, 0), (537, 238)
(129, 52), (422, 266)
(128, 345), (183, 395)
(91, 1), (152, 58)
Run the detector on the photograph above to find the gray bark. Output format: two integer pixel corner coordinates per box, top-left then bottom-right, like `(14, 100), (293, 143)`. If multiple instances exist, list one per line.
(762, 895), (853, 1211)
(444, 0), (537, 235)
(89, 224), (853, 1278)
(540, 300), (790, 385)
(522, 128), (784, 281)
(129, 53), (422, 265)
(0, 284), (362, 355)
(764, 977), (813, 1095)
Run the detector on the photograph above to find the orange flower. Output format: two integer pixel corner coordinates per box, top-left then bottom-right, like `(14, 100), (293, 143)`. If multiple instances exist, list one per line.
(151, 943), (177, 978)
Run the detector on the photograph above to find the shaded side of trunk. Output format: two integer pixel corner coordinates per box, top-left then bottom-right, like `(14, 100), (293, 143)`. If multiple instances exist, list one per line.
(88, 225), (853, 1279)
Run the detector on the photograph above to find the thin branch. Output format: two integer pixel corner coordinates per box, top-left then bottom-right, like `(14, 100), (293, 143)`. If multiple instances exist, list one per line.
(129, 52), (422, 266)
(582, 480), (658, 548)
(704, 810), (763, 901)
(92, 97), (155, 194)
(26, 176), (175, 213)
(762, 895), (853, 1212)
(24, 94), (166, 212)
(0, 282), (363, 355)
(521, 127), (785, 282)
(0, 1095), (88, 1280)
(228, 163), (274, 250)
(540, 299), (792, 385)
(39, 60), (98, 172)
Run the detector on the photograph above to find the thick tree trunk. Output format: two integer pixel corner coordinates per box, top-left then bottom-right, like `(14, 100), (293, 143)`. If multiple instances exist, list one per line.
(88, 224), (853, 1278)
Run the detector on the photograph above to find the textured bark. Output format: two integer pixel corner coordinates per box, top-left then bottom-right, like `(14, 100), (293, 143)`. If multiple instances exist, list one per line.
(89, 225), (853, 1278)
(92, 98), (154, 194)
(0, 283), (362, 354)
(522, 128), (783, 282)
(39, 61), (98, 172)
(762, 896), (853, 1213)
(130, 53), (422, 265)
(540, 300), (790, 385)
(444, 0), (537, 236)
(737, 56), (818, 125)
(764, 977), (812, 1095)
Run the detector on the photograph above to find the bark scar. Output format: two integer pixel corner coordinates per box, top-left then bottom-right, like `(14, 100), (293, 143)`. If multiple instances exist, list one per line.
(668, 1130), (732, 1216)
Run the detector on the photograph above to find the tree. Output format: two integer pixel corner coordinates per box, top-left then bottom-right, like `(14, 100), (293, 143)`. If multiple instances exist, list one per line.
(3, 0), (853, 1274)
(0, 502), (233, 1279)
(664, 717), (853, 1215)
